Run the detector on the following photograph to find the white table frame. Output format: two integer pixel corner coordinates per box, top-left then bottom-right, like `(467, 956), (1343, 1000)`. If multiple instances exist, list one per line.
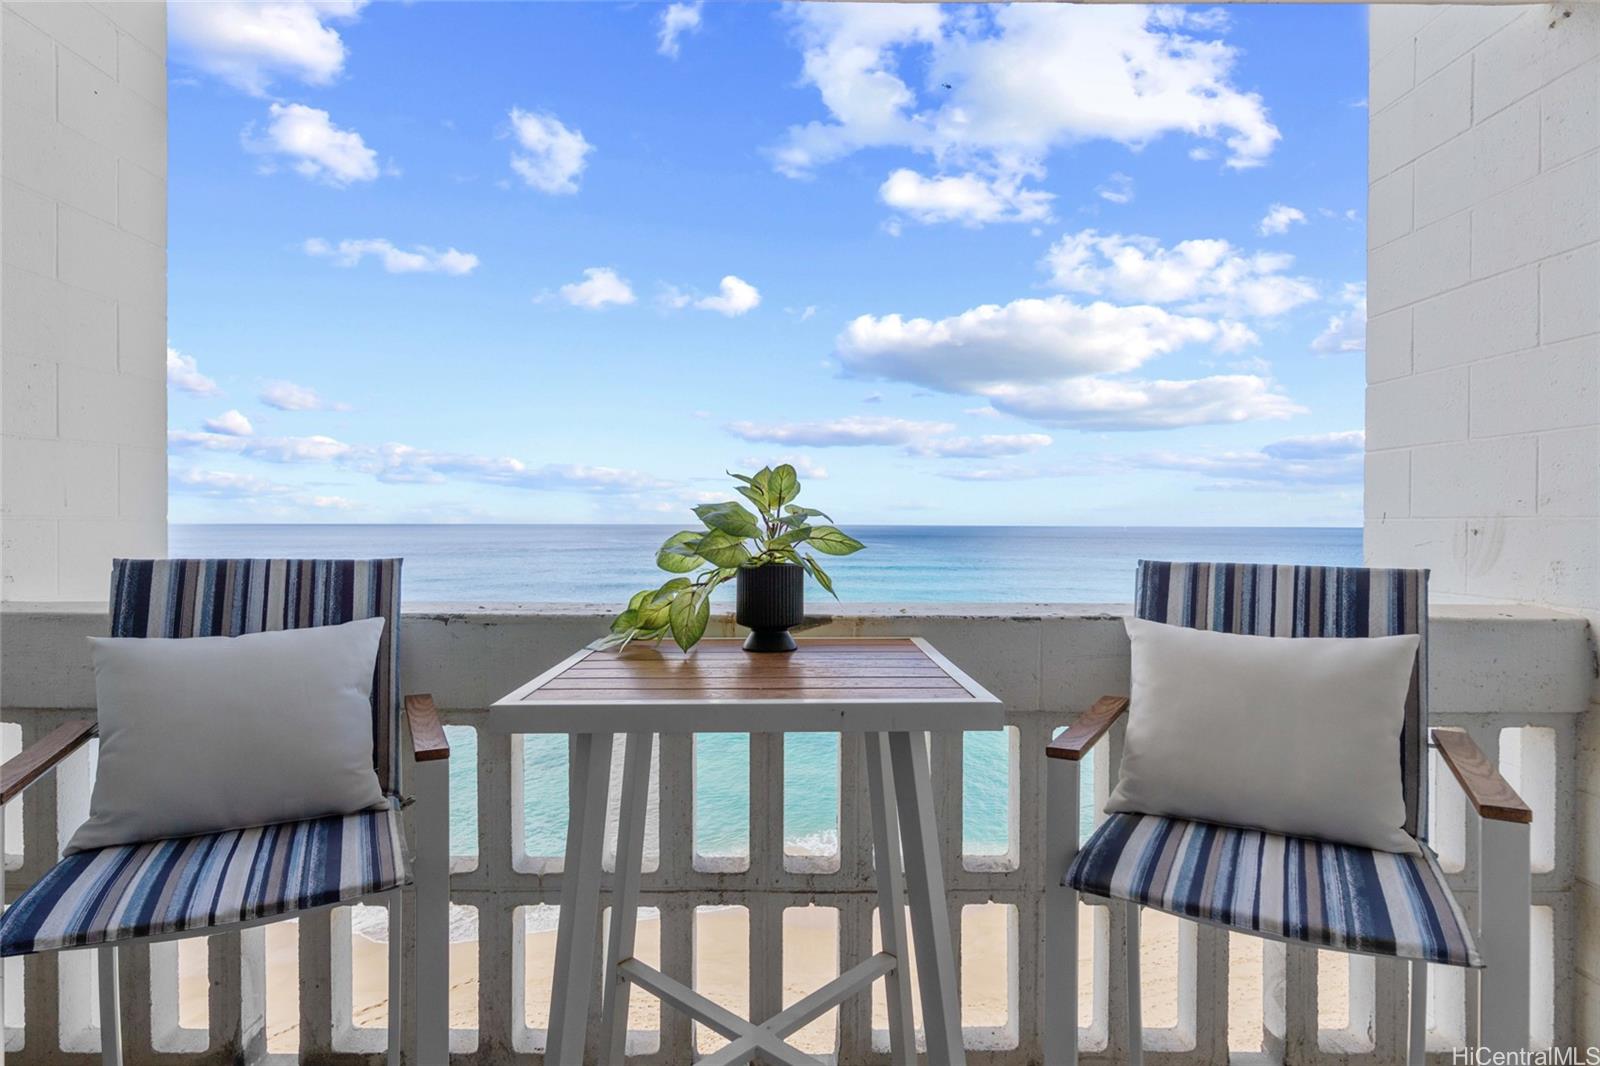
(489, 637), (1002, 1066)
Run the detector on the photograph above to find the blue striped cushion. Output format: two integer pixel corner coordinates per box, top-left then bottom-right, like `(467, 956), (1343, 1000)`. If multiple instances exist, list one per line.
(1135, 561), (1428, 839)
(1066, 812), (1479, 967)
(0, 808), (408, 957)
(110, 559), (403, 795)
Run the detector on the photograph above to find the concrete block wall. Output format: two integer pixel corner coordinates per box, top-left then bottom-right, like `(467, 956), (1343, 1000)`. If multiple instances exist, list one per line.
(1365, 3), (1600, 1045)
(0, 1), (167, 601)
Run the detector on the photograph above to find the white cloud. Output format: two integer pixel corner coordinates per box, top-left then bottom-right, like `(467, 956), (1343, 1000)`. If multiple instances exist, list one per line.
(559, 267), (636, 310)
(727, 415), (956, 447)
(908, 433), (1053, 458)
(259, 380), (348, 411)
(204, 409), (255, 436)
(167, 347), (221, 397)
(1044, 229), (1318, 318)
(1312, 282), (1367, 354)
(774, 4), (1278, 190)
(170, 429), (353, 463)
(984, 375), (1304, 430)
(879, 168), (1052, 227)
(247, 103), (378, 186)
(304, 237), (479, 275)
(695, 275), (761, 316)
(1096, 172), (1135, 205)
(657, 284), (693, 310)
(1136, 429), (1363, 487)
(837, 295), (1240, 392)
(171, 467), (356, 510)
(170, 430), (672, 494)
(937, 464), (1085, 482)
(658, 1), (703, 58)
(369, 448), (672, 492)
(169, 1), (365, 96)
(1258, 203), (1307, 236)
(737, 454), (830, 480)
(832, 289), (1298, 432)
(506, 108), (593, 194)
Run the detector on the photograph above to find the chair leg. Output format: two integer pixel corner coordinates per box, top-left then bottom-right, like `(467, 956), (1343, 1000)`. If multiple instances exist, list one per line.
(1478, 816), (1531, 1052)
(413, 757), (451, 1066)
(1043, 754), (1080, 1066)
(1407, 959), (1428, 1066)
(98, 946), (122, 1066)
(388, 891), (403, 1066)
(1125, 902), (1143, 1066)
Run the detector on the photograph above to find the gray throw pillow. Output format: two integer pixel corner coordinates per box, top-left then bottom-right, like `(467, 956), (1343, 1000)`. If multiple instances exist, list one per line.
(1105, 617), (1421, 855)
(66, 618), (390, 855)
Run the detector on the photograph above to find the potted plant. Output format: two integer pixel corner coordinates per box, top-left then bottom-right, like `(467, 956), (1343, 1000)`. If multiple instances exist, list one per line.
(595, 464), (864, 653)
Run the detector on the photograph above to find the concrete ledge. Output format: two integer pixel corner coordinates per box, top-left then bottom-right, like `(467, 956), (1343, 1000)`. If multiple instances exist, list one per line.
(4, 601), (1593, 720)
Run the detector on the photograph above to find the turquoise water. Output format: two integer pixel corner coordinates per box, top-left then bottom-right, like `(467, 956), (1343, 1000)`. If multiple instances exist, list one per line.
(170, 524), (1361, 865)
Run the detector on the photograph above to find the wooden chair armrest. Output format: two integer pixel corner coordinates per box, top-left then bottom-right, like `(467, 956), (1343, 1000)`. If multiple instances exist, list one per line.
(1431, 728), (1531, 824)
(405, 694), (451, 762)
(1045, 696), (1129, 762)
(0, 719), (98, 805)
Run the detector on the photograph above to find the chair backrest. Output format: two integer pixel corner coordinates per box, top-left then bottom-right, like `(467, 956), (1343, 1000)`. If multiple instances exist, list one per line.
(109, 558), (404, 795)
(1134, 560), (1429, 841)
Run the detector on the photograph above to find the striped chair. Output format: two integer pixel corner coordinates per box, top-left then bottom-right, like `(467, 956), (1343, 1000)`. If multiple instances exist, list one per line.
(1043, 561), (1532, 1065)
(0, 560), (452, 1065)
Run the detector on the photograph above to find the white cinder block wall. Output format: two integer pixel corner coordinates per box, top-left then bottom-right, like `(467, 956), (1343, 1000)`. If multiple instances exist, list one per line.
(0, 1), (168, 601)
(1364, 2), (1600, 1044)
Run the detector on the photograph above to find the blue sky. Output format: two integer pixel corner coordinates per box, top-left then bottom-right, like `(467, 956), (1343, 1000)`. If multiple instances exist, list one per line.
(165, 1), (1371, 526)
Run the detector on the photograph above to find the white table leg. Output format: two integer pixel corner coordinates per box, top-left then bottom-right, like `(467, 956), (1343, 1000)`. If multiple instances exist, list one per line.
(864, 732), (916, 1066)
(547, 732), (615, 1066)
(888, 731), (964, 1066)
(600, 732), (653, 1063)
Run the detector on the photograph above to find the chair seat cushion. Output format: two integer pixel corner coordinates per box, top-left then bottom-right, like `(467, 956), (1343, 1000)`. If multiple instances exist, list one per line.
(1065, 812), (1480, 968)
(1, 806), (407, 957)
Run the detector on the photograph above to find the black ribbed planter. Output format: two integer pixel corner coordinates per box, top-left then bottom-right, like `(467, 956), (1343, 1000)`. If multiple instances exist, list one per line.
(735, 562), (803, 653)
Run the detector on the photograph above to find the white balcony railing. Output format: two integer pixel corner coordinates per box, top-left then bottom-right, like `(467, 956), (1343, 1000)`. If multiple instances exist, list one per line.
(0, 603), (1591, 1064)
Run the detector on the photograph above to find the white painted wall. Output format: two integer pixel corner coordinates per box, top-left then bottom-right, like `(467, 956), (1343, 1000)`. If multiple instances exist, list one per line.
(0, 1), (167, 601)
(1364, 2), (1600, 1044)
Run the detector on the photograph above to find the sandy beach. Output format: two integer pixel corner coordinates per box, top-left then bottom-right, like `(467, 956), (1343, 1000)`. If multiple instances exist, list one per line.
(176, 904), (1349, 1056)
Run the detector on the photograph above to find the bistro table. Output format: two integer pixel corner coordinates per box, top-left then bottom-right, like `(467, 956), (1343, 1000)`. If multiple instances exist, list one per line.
(489, 637), (1003, 1066)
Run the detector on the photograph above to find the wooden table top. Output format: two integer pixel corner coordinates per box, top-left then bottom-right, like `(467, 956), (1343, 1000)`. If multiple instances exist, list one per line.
(488, 637), (1004, 735)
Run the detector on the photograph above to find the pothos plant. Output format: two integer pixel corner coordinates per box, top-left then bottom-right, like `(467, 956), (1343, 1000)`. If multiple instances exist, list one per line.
(594, 464), (865, 652)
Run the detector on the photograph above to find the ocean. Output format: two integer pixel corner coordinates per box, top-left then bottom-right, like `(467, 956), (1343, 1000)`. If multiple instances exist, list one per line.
(171, 524), (1361, 935)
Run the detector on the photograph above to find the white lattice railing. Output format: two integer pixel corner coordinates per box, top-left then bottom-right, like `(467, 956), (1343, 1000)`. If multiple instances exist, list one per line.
(0, 603), (1591, 1064)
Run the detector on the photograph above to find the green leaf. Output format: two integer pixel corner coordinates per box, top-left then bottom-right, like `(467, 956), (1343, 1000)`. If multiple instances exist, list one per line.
(610, 608), (641, 634)
(801, 554), (838, 599)
(651, 577), (692, 604)
(785, 505), (833, 523)
(695, 501), (763, 539)
(770, 525), (813, 548)
(806, 525), (865, 556)
(770, 464), (800, 508)
(636, 598), (671, 630)
(750, 466), (774, 508)
(735, 485), (769, 514)
(695, 529), (752, 568)
(669, 588), (711, 651)
(656, 531), (704, 573)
